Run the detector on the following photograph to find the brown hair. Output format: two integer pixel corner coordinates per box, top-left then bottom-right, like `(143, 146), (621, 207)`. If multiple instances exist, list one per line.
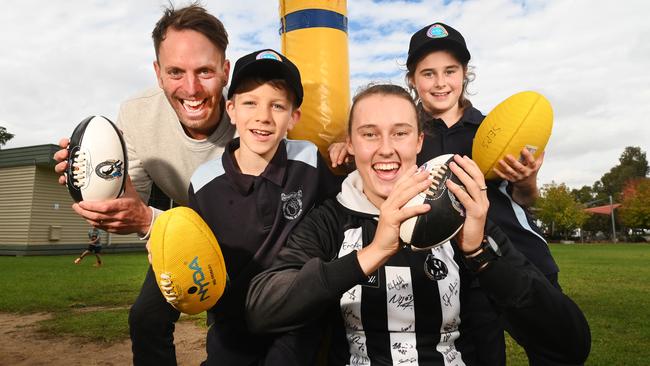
(230, 78), (298, 109)
(348, 83), (421, 135)
(152, 3), (228, 60)
(405, 49), (475, 110)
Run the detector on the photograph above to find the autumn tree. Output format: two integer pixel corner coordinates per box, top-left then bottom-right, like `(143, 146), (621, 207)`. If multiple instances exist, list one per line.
(594, 146), (649, 199)
(536, 182), (588, 240)
(619, 178), (650, 231)
(580, 147), (648, 238)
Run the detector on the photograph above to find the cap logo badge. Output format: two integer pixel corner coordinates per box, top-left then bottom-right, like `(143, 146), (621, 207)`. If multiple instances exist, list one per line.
(256, 50), (282, 61)
(427, 24), (448, 39)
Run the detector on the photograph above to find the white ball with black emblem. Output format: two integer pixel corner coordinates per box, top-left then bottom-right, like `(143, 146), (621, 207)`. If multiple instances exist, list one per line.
(65, 115), (128, 202)
(400, 154), (465, 250)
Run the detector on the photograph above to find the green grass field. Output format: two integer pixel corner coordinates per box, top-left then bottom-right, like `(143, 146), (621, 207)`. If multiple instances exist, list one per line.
(0, 252), (148, 342)
(1, 244), (648, 364)
(506, 243), (650, 365)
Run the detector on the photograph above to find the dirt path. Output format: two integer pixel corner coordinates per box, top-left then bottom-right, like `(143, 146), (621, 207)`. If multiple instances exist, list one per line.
(0, 312), (205, 365)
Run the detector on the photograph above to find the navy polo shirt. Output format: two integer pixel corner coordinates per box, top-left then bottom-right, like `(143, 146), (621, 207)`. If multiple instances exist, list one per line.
(189, 138), (340, 278)
(417, 104), (485, 163)
(188, 137), (341, 364)
(416, 104), (559, 276)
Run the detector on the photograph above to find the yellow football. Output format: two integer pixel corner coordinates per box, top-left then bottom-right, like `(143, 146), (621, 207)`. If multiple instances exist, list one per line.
(472, 91), (553, 180)
(149, 207), (228, 315)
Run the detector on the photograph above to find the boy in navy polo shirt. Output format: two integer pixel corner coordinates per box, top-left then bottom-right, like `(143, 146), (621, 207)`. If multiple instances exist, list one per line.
(188, 49), (340, 365)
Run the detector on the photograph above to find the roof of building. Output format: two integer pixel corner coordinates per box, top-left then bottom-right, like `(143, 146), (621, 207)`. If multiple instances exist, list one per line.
(0, 144), (60, 168)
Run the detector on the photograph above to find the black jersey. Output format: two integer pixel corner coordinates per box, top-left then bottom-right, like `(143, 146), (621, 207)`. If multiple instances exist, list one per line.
(247, 172), (590, 365)
(189, 137), (341, 365)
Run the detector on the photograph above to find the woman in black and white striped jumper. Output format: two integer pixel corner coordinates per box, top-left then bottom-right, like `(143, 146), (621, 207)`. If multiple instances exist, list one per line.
(247, 84), (590, 366)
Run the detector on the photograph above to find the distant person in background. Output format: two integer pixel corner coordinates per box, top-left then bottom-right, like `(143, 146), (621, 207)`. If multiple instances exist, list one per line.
(74, 227), (102, 267)
(53, 4), (236, 365)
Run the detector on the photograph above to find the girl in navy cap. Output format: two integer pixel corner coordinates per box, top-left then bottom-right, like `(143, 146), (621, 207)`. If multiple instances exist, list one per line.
(405, 22), (568, 365)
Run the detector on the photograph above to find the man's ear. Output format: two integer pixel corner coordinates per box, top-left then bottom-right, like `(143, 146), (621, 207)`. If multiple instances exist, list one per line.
(287, 108), (301, 131)
(226, 99), (236, 125)
(153, 61), (163, 89)
(222, 59), (231, 86)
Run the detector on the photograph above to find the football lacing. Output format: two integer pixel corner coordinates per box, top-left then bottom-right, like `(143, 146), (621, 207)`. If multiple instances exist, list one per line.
(71, 150), (88, 187)
(159, 273), (179, 304)
(426, 164), (448, 196)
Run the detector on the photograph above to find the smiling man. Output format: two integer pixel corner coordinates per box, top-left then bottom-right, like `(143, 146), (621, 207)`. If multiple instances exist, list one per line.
(121, 6), (237, 366)
(152, 26), (230, 141)
(53, 4), (236, 366)
(120, 6), (236, 366)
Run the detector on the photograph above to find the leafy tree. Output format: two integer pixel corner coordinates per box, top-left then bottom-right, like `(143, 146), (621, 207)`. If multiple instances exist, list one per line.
(0, 126), (14, 149)
(571, 185), (611, 239)
(571, 185), (595, 203)
(582, 214), (613, 240)
(619, 178), (650, 230)
(572, 184), (618, 238)
(536, 182), (588, 240)
(594, 146), (649, 199)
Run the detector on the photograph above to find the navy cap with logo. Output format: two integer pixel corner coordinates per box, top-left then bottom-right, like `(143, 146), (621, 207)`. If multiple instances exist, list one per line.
(227, 49), (304, 107)
(407, 23), (471, 68)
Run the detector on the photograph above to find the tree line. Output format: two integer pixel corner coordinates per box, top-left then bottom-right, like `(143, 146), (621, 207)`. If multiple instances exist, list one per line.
(535, 146), (650, 242)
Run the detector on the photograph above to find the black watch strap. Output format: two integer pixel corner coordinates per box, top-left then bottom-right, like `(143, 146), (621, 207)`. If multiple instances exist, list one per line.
(462, 235), (501, 273)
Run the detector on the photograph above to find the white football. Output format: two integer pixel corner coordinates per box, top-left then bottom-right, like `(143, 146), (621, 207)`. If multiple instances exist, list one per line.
(400, 154), (465, 250)
(65, 115), (127, 202)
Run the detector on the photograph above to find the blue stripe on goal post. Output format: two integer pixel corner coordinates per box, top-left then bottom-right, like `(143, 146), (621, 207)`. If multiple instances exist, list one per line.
(280, 8), (348, 34)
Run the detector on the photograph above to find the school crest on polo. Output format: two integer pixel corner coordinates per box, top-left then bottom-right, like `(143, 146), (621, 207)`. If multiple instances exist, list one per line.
(281, 189), (303, 220)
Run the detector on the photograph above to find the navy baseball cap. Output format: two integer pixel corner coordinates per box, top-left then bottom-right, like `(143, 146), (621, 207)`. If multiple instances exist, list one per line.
(227, 49), (303, 107)
(407, 23), (471, 67)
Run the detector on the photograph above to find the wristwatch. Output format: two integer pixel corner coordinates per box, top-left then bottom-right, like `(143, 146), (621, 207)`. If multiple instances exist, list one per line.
(462, 235), (502, 273)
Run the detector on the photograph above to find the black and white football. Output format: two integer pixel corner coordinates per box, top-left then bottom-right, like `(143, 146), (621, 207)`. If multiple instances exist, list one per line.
(400, 154), (466, 250)
(65, 115), (128, 202)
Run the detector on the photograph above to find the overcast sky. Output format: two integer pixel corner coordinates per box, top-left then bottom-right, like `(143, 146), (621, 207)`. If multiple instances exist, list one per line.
(1, 0), (648, 189)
